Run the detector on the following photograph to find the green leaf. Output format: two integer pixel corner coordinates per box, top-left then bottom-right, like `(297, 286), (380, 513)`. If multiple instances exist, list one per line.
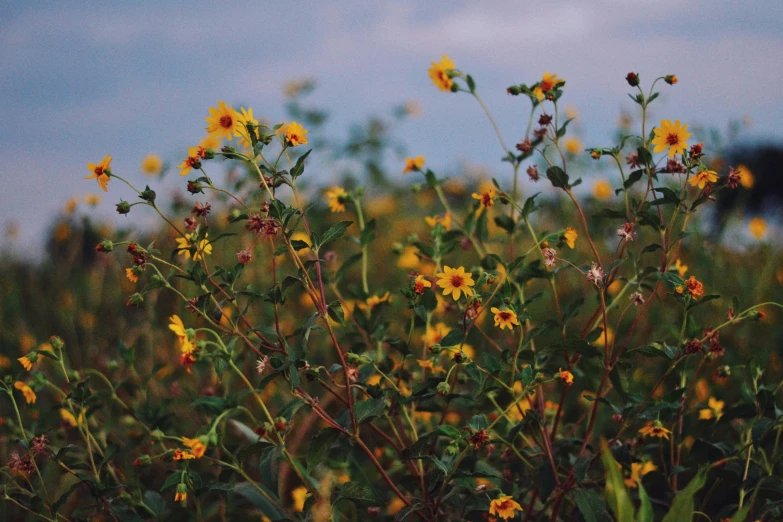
(546, 166), (570, 190)
(327, 300), (346, 325)
(233, 482), (287, 520)
(438, 329), (465, 347)
(307, 428), (339, 471)
(334, 481), (380, 507)
(573, 488), (611, 522)
(600, 440), (635, 522)
(318, 220), (353, 249)
(730, 505), (751, 522)
(494, 214), (515, 234)
(661, 467), (708, 522)
(521, 192), (541, 219)
(687, 294), (721, 311)
(466, 74), (476, 92)
(751, 418), (774, 449)
(290, 149), (312, 179)
(353, 398), (386, 424)
(637, 484), (654, 522)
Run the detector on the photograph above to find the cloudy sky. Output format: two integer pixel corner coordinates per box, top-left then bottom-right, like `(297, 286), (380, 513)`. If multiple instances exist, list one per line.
(2, 1), (782, 256)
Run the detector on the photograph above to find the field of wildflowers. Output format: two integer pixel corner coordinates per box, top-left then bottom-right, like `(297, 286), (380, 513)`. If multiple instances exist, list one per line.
(1, 58), (783, 522)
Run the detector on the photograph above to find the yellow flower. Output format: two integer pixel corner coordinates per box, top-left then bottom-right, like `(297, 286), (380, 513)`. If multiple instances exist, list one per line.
(291, 486), (308, 512)
(413, 275), (432, 294)
(84, 193), (102, 206)
(65, 197), (78, 214)
(175, 233), (212, 261)
(169, 315), (194, 353)
(178, 147), (201, 177)
(85, 155), (112, 192)
(125, 268), (139, 283)
(532, 86), (544, 101)
(283, 121), (308, 147)
(563, 137), (583, 155)
(749, 217), (767, 240)
(540, 72), (563, 92)
(235, 107), (258, 148)
(173, 449), (196, 460)
(651, 119), (691, 158)
(422, 322), (450, 347)
(593, 179), (612, 200)
(359, 292), (391, 311)
(688, 169), (718, 189)
(403, 155), (425, 173)
(737, 164), (754, 189)
(325, 187), (348, 213)
(199, 135), (221, 150)
(182, 437), (206, 458)
(699, 396), (724, 421)
(425, 213), (452, 230)
(428, 55), (455, 92)
(14, 381), (36, 404)
(18, 355), (33, 371)
(435, 266), (475, 300)
(491, 307), (520, 330)
(624, 461), (657, 488)
(141, 154), (163, 176)
(559, 368), (574, 386)
(387, 497), (406, 515)
(489, 495), (523, 520)
(471, 189), (495, 209)
(174, 485), (187, 502)
(564, 227), (578, 249)
(60, 408), (82, 427)
(675, 259), (688, 277)
(397, 246), (420, 269)
(639, 424), (671, 440)
(205, 100), (238, 141)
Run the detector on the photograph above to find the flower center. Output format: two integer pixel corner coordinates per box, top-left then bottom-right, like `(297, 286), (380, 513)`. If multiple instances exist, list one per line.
(219, 115), (233, 129)
(450, 275), (464, 288)
(499, 312), (511, 321)
(94, 166), (104, 176)
(666, 133), (680, 145)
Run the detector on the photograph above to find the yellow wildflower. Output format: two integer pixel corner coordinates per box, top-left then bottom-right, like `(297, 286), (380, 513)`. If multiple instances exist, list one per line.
(428, 55), (455, 92)
(403, 155), (425, 173)
(283, 121), (308, 147)
(141, 153), (163, 176)
(699, 396), (724, 421)
(491, 307), (520, 331)
(291, 486), (308, 512)
(235, 107), (258, 148)
(593, 179), (612, 200)
(14, 381), (36, 404)
(435, 266), (475, 300)
(325, 187), (348, 213)
(639, 424), (671, 440)
(651, 119), (691, 158)
(175, 233), (212, 261)
(489, 495), (523, 520)
(689, 169), (718, 189)
(85, 155), (112, 192)
(749, 217), (767, 240)
(564, 227), (578, 249)
(205, 100), (238, 141)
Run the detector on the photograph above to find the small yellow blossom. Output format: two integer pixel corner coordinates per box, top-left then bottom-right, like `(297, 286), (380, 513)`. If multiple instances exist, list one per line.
(413, 275), (431, 294)
(283, 121), (308, 147)
(14, 381), (36, 404)
(624, 461), (657, 488)
(559, 368), (574, 386)
(18, 355), (33, 371)
(425, 213), (452, 230)
(182, 437), (206, 458)
(173, 449), (196, 460)
(675, 259), (688, 277)
(65, 197), (78, 214)
(593, 179), (612, 200)
(689, 169), (718, 190)
(291, 486), (308, 512)
(491, 307), (520, 330)
(205, 100), (238, 141)
(175, 233), (212, 261)
(639, 424), (671, 440)
(652, 119), (691, 158)
(699, 396), (725, 421)
(564, 227), (578, 249)
(325, 187), (348, 213)
(749, 217), (767, 240)
(84, 193), (102, 206)
(178, 147), (202, 177)
(737, 164), (755, 189)
(397, 246), (420, 270)
(85, 155), (112, 192)
(435, 266), (475, 300)
(141, 154), (163, 176)
(359, 292), (391, 311)
(125, 268), (139, 283)
(540, 72), (563, 93)
(403, 155), (425, 173)
(563, 137), (583, 155)
(235, 107), (258, 148)
(428, 55), (455, 92)
(489, 495), (523, 520)
(472, 189), (495, 209)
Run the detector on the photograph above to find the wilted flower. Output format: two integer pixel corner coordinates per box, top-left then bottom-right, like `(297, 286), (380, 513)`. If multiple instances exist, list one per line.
(617, 222), (635, 242)
(630, 292), (645, 306)
(516, 138), (532, 153)
(543, 247), (557, 267)
(236, 249), (252, 264)
(586, 263), (605, 286)
(526, 165), (540, 182)
(626, 152), (641, 169)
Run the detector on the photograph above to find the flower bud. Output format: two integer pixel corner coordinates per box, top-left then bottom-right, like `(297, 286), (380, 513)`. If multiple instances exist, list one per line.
(96, 239), (114, 253)
(49, 336), (65, 351)
(139, 186), (156, 203)
(134, 454), (152, 467)
(126, 293), (144, 307)
(187, 180), (203, 194)
(116, 200), (131, 215)
(664, 74), (678, 85)
(202, 148), (216, 160)
(274, 418), (287, 432)
(428, 343), (442, 354)
(625, 72), (640, 87)
(506, 85), (522, 96)
(590, 149), (601, 160)
(436, 381), (450, 396)
(367, 507), (381, 518)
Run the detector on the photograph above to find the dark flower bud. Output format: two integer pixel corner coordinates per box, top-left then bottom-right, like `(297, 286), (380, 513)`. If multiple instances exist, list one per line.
(96, 239), (114, 252)
(139, 185), (156, 203)
(187, 180), (203, 194)
(49, 336), (64, 351)
(116, 200), (131, 214)
(126, 293), (144, 307)
(506, 85), (522, 96)
(625, 72), (640, 87)
(664, 74), (678, 85)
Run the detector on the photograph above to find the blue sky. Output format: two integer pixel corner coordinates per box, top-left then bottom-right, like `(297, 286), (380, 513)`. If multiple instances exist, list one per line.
(2, 1), (782, 256)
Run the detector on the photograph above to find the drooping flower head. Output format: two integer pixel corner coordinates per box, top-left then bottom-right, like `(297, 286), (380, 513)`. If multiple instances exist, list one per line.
(488, 495), (523, 520)
(14, 381), (36, 404)
(435, 265), (475, 301)
(428, 55), (456, 92)
(205, 101), (238, 141)
(413, 275), (431, 295)
(639, 424), (671, 440)
(85, 155), (112, 192)
(559, 368), (574, 386)
(178, 147), (203, 177)
(235, 107), (259, 148)
(651, 119), (691, 158)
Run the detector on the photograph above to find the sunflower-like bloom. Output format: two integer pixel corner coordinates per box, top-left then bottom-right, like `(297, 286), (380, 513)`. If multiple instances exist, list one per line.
(428, 55), (455, 92)
(413, 275), (431, 295)
(283, 121), (308, 147)
(125, 268), (139, 283)
(325, 187), (348, 213)
(178, 147), (202, 177)
(205, 101), (238, 141)
(639, 424), (672, 440)
(425, 213), (452, 230)
(688, 169), (718, 189)
(624, 461), (657, 488)
(564, 227), (578, 249)
(85, 155), (112, 192)
(17, 356), (33, 371)
(435, 266), (475, 300)
(685, 276), (704, 300)
(235, 107), (258, 148)
(175, 233), (212, 261)
(403, 156), (425, 173)
(169, 315), (194, 354)
(472, 189), (495, 209)
(14, 381), (36, 404)
(489, 495), (523, 520)
(540, 72), (563, 92)
(491, 307), (520, 330)
(651, 119), (691, 158)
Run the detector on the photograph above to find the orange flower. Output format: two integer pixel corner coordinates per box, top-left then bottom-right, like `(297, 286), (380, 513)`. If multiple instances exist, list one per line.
(403, 156), (425, 173)
(172, 449), (196, 461)
(17, 355), (33, 371)
(182, 437), (206, 458)
(472, 189), (495, 209)
(639, 424), (671, 440)
(558, 368), (574, 386)
(413, 275), (431, 295)
(125, 268), (139, 283)
(489, 495), (523, 520)
(85, 155), (112, 192)
(685, 276), (704, 299)
(14, 381), (36, 404)
(688, 169), (718, 190)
